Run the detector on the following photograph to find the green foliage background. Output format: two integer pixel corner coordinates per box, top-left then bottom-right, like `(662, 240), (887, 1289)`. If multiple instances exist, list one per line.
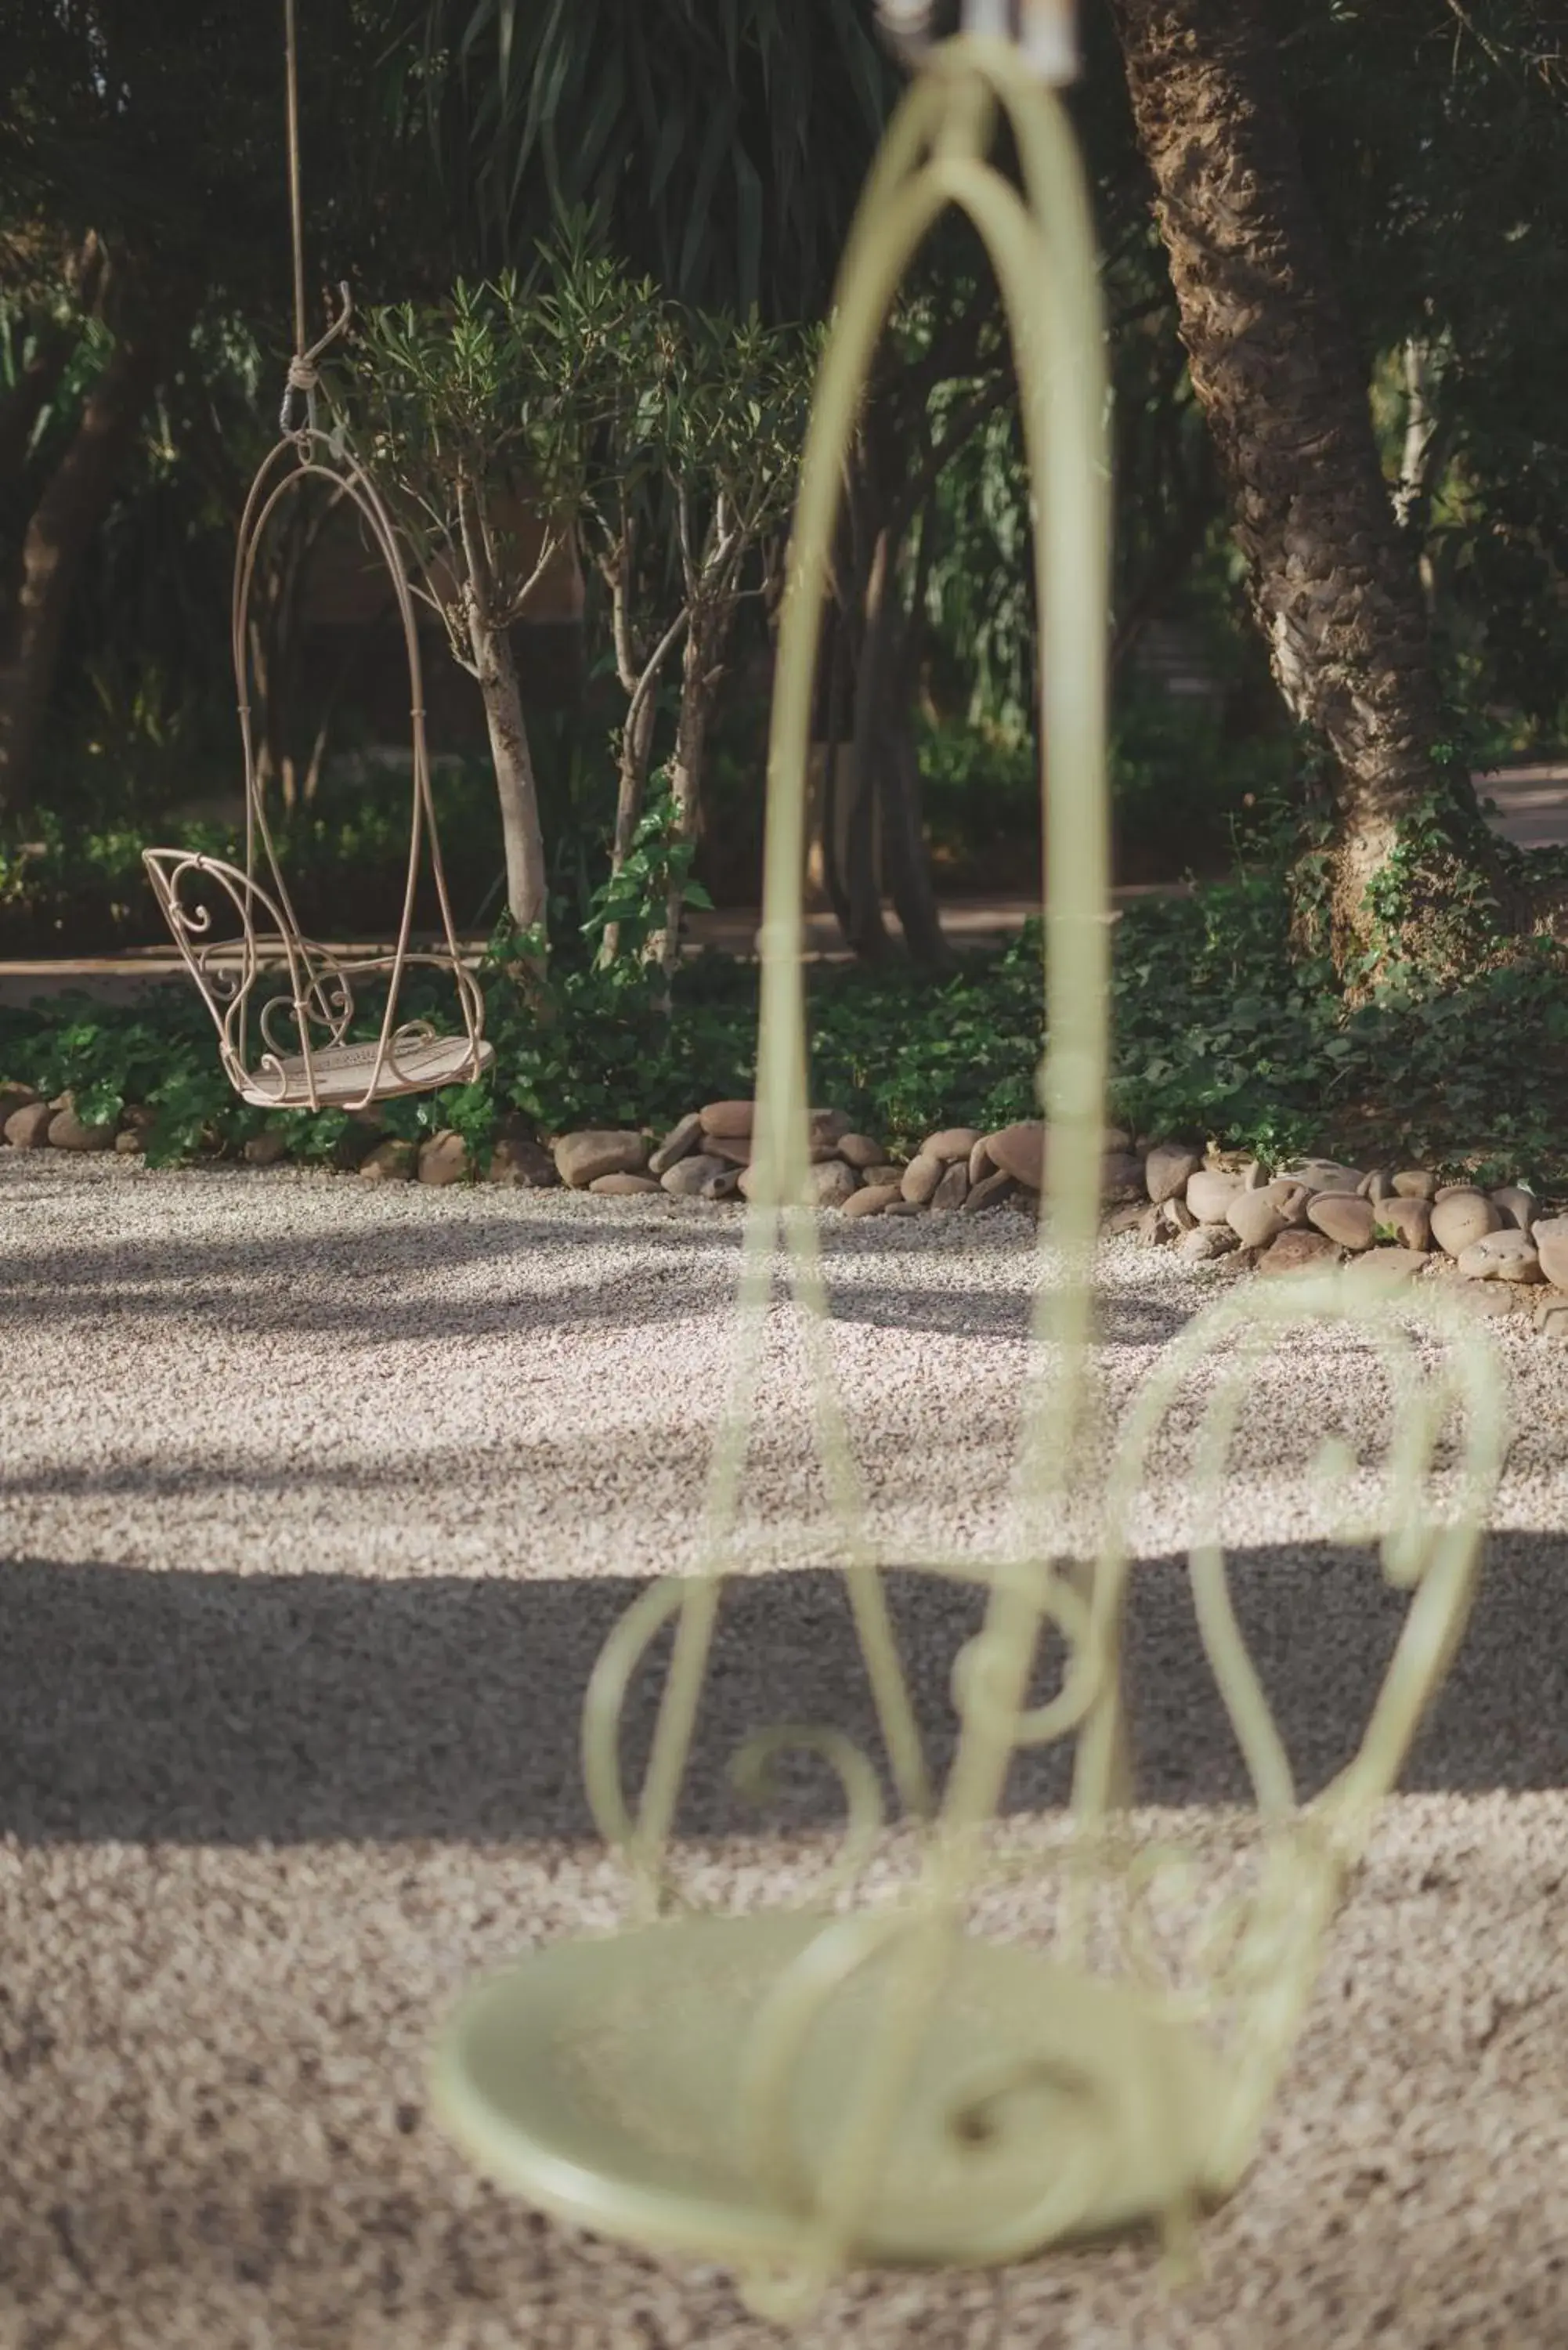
(9, 861), (1568, 1190)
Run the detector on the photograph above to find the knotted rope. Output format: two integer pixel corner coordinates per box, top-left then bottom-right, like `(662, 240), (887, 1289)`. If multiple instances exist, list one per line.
(278, 0), (352, 437)
(279, 286), (353, 438)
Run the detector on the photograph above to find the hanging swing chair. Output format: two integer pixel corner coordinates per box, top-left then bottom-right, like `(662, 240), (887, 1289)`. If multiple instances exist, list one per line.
(426, 5), (1507, 2325)
(143, 0), (492, 1115)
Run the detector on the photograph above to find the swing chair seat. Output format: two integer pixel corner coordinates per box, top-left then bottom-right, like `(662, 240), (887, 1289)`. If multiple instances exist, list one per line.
(143, 845), (493, 1115)
(234, 1029), (493, 1108)
(431, 1911), (1227, 2276)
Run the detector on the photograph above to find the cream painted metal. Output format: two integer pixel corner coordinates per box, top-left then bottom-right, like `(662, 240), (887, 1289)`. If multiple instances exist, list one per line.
(143, 431), (490, 1112)
(143, 0), (491, 1115)
(431, 14), (1505, 2323)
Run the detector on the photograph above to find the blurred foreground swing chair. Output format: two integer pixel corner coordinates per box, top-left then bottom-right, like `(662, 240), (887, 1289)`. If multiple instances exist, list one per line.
(429, 0), (1506, 2322)
(143, 0), (491, 1112)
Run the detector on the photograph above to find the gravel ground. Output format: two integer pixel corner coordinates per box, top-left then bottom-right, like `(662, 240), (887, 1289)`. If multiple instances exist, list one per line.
(4, 1152), (1568, 2349)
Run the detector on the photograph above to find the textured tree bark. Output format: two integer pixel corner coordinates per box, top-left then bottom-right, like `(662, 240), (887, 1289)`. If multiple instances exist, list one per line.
(459, 482), (548, 951)
(609, 663), (658, 878)
(844, 525), (894, 958)
(812, 597), (854, 934)
(848, 523), (949, 967)
(469, 616), (548, 945)
(597, 681), (659, 967)
(0, 326), (168, 817)
(1109, 0), (1502, 969)
(597, 550), (688, 968)
(596, 531), (653, 963)
(1396, 338), (1443, 616)
(656, 598), (735, 977)
(882, 716), (950, 965)
(609, 682), (657, 846)
(880, 511), (948, 966)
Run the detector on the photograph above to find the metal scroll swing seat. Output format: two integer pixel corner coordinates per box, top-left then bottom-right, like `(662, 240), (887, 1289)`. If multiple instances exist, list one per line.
(143, 0), (493, 1115)
(143, 420), (492, 1112)
(427, 13), (1506, 2328)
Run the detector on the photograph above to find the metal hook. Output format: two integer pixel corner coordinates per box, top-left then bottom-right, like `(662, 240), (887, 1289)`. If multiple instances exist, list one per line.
(875, 0), (1078, 84)
(302, 280), (355, 371)
(279, 282), (354, 439)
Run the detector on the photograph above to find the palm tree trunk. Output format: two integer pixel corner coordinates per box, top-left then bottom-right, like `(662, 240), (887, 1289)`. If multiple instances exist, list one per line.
(1109, 0), (1505, 971)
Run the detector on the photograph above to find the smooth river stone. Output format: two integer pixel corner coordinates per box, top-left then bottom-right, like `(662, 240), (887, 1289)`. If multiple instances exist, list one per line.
(1307, 1192), (1375, 1250)
(1144, 1141), (1201, 1204)
(1429, 1189), (1502, 1257)
(1528, 1215), (1568, 1289)
(1186, 1167), (1245, 1224)
(1457, 1232), (1541, 1284)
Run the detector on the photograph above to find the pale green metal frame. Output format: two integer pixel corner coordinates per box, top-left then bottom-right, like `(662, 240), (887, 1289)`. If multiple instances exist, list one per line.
(430, 27), (1507, 2326)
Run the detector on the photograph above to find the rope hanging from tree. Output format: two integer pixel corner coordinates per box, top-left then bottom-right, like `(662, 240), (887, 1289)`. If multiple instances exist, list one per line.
(278, 0), (352, 437)
(139, 0), (493, 1113)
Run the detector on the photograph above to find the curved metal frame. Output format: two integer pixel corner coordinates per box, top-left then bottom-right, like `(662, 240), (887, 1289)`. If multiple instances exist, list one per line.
(431, 27), (1508, 2322)
(143, 429), (490, 1113)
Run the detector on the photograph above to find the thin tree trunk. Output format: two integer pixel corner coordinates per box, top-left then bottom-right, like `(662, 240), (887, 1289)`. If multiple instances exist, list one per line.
(1396, 338), (1441, 614)
(883, 716), (949, 964)
(459, 479), (548, 951)
(845, 525), (894, 958)
(880, 515), (948, 967)
(1110, 0), (1504, 971)
(1395, 339), (1439, 533)
(610, 690), (657, 869)
(470, 617), (548, 944)
(0, 326), (168, 816)
(816, 595), (854, 935)
(597, 532), (647, 961)
(655, 599), (732, 977)
(596, 537), (687, 966)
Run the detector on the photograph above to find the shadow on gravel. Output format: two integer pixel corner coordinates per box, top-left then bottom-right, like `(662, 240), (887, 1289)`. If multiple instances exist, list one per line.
(0, 1213), (738, 1343)
(0, 1209), (1192, 1349)
(1, 1534), (1562, 1845)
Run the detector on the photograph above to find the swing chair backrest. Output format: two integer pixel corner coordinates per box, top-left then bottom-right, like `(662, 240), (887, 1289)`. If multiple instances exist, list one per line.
(1056, 1266), (1504, 2197)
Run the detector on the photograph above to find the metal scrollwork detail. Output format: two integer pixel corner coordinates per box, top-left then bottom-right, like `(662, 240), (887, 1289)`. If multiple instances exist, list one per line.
(581, 1578), (891, 1922)
(537, 24), (1508, 2317)
(142, 426), (490, 1115)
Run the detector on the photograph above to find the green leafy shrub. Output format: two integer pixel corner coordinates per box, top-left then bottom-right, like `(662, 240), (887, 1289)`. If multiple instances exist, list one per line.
(579, 774), (714, 966)
(5, 860), (1568, 1190)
